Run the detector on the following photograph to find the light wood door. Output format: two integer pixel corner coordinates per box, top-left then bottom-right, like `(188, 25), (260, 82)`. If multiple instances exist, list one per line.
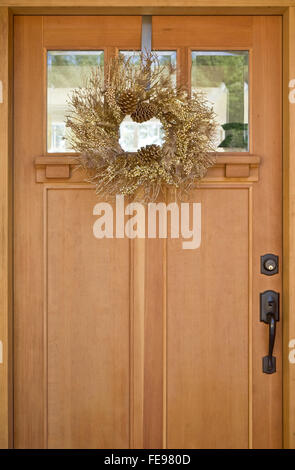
(14, 16), (282, 449)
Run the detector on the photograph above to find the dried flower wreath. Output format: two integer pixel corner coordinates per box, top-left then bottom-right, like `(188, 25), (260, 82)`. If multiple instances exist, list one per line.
(65, 52), (217, 202)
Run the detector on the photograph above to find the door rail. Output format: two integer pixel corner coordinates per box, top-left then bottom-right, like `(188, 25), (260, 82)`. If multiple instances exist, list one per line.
(34, 154), (261, 183)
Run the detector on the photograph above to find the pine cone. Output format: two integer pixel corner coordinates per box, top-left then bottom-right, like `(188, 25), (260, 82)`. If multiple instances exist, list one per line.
(137, 145), (162, 162)
(163, 112), (178, 125)
(131, 102), (156, 123)
(116, 90), (138, 115)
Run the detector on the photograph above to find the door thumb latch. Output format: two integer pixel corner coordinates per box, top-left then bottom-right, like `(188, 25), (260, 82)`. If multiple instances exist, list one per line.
(260, 290), (279, 374)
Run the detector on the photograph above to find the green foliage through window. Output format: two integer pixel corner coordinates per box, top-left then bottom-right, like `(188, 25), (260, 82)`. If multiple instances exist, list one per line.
(192, 51), (249, 151)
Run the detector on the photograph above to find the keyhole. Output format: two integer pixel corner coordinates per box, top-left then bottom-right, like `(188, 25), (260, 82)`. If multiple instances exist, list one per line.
(264, 259), (276, 272)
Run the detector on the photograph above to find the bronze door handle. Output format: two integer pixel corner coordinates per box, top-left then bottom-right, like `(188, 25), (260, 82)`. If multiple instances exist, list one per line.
(260, 291), (279, 374)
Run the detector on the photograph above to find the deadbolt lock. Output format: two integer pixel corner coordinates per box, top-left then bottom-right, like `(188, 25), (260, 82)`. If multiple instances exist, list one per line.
(261, 254), (279, 276)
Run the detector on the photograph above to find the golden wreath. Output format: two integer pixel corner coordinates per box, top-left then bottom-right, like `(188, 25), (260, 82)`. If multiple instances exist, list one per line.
(66, 52), (217, 202)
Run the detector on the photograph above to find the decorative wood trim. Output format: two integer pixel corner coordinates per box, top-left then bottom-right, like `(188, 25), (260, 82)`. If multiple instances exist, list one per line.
(35, 155), (261, 166)
(283, 6), (295, 451)
(162, 238), (167, 449)
(36, 156), (80, 166)
(1, 1), (295, 7)
(45, 164), (70, 179)
(0, 7), (13, 450)
(226, 164), (250, 178)
(43, 185), (49, 448)
(248, 185), (253, 449)
(130, 237), (145, 449)
(35, 155), (261, 184)
(0, 1), (294, 16)
(3, 8), (291, 16)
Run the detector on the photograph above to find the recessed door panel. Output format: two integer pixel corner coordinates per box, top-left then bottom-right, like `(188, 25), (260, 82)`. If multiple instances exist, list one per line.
(167, 188), (249, 449)
(47, 189), (130, 448)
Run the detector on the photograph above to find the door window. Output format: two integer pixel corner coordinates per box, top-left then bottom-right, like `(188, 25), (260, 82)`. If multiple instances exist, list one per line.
(191, 51), (249, 152)
(47, 50), (104, 153)
(119, 51), (176, 152)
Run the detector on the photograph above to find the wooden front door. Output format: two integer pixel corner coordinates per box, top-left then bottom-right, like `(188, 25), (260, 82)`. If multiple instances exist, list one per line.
(14, 15), (282, 449)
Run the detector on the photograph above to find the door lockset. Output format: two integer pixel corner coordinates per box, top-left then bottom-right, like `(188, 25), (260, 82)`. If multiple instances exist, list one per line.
(261, 253), (279, 275)
(260, 290), (279, 374)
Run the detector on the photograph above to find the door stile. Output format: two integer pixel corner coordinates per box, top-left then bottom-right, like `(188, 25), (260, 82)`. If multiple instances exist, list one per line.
(248, 185), (254, 449)
(130, 236), (145, 449)
(251, 16), (282, 448)
(283, 6), (295, 450)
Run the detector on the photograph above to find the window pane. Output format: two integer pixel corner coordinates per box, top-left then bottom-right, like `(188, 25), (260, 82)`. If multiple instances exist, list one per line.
(119, 51), (176, 152)
(47, 51), (104, 153)
(191, 51), (249, 152)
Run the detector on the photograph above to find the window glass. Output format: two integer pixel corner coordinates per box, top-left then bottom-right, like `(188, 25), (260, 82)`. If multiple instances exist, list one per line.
(47, 51), (104, 153)
(191, 51), (249, 152)
(120, 50), (176, 82)
(119, 51), (176, 152)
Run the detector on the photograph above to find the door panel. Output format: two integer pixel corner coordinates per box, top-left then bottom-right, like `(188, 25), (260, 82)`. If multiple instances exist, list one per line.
(47, 189), (130, 448)
(43, 16), (141, 49)
(14, 15), (282, 449)
(167, 188), (249, 449)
